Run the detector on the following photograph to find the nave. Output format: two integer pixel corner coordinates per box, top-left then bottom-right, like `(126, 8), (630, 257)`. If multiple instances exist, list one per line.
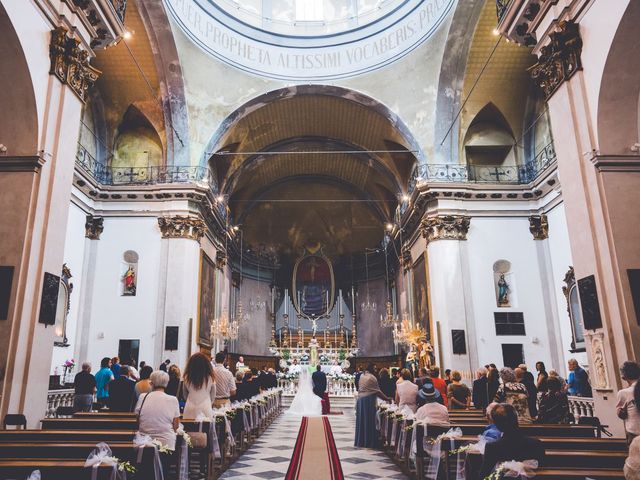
(220, 411), (408, 480)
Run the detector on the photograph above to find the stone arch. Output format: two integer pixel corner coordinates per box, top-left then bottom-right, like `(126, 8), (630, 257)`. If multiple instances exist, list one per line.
(112, 104), (164, 174)
(463, 102), (516, 166)
(597, 0), (640, 155)
(0, 4), (38, 156)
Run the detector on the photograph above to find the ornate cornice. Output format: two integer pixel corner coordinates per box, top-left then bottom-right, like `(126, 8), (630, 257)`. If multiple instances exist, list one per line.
(529, 21), (582, 99)
(158, 216), (206, 242)
(420, 215), (471, 243)
(49, 27), (101, 102)
(85, 215), (104, 240)
(0, 155), (46, 173)
(529, 214), (549, 240)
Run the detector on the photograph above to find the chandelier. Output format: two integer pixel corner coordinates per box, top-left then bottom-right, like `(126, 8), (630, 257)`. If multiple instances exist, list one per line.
(361, 249), (377, 312)
(380, 237), (394, 327)
(392, 312), (427, 348)
(210, 308), (239, 342)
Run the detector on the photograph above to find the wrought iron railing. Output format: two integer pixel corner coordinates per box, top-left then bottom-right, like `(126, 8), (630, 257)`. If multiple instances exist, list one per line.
(111, 0), (127, 23)
(496, 0), (510, 21)
(408, 141), (557, 193)
(76, 142), (215, 189)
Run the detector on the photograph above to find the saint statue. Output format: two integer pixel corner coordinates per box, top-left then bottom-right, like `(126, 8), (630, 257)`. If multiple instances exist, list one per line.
(123, 265), (136, 296)
(418, 339), (434, 369)
(498, 274), (510, 306)
(309, 336), (319, 366)
(405, 345), (419, 377)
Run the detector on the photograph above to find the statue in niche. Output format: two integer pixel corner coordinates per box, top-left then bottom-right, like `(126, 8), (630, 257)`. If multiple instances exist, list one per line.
(497, 274), (510, 307)
(122, 265), (136, 296)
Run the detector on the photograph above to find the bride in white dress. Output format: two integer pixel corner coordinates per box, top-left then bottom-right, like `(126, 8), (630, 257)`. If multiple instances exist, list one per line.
(287, 367), (322, 416)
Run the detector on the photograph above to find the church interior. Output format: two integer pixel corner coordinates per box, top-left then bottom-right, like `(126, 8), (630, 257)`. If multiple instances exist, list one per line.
(1, 0), (640, 478)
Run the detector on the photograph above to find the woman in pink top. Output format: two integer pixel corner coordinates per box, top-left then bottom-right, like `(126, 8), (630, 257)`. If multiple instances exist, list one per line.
(395, 369), (418, 412)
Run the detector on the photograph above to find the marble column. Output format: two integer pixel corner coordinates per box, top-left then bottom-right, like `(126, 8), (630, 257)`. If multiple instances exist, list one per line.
(157, 216), (205, 369)
(529, 16), (639, 435)
(421, 215), (477, 374)
(0, 24), (98, 424)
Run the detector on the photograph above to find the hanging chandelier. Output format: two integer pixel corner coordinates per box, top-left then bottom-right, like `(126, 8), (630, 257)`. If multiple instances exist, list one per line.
(210, 308), (239, 342)
(361, 249), (377, 312)
(380, 236), (395, 327)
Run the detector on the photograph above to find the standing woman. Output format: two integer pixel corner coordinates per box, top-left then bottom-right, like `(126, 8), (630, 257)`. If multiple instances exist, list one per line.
(355, 364), (390, 448)
(447, 370), (471, 410)
(536, 361), (549, 393)
(182, 353), (216, 419)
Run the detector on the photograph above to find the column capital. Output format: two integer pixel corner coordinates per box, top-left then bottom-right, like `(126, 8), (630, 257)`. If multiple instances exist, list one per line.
(529, 214), (549, 240)
(49, 27), (101, 102)
(215, 250), (227, 270)
(158, 216), (206, 242)
(420, 215), (470, 243)
(529, 20), (583, 100)
(84, 215), (104, 240)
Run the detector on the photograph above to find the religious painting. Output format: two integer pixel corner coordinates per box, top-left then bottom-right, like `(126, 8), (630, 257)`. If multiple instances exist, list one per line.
(39, 272), (60, 326)
(198, 252), (216, 346)
(412, 254), (430, 339)
(293, 253), (334, 318)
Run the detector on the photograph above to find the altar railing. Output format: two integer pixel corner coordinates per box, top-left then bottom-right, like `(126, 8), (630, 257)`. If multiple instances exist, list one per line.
(46, 388), (76, 417)
(568, 395), (595, 419)
(277, 377), (356, 397)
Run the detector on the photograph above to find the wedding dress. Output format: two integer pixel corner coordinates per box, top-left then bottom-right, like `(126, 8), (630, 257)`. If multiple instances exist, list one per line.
(287, 367), (323, 416)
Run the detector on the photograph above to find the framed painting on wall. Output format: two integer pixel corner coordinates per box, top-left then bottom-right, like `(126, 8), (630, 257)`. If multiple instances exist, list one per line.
(198, 252), (216, 347)
(412, 253), (431, 339)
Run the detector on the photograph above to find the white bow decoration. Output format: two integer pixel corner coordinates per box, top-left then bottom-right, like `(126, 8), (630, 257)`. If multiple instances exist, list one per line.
(499, 460), (539, 478)
(84, 442), (123, 480)
(132, 432), (164, 480)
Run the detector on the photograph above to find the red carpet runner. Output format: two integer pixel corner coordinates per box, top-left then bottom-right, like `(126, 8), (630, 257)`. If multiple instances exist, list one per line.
(285, 417), (344, 480)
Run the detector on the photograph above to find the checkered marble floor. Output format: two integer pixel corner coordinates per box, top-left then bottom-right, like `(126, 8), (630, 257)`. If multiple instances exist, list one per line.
(219, 409), (408, 480)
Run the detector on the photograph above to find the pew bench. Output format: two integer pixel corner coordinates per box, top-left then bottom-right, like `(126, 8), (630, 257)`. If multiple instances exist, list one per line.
(0, 459), (117, 480)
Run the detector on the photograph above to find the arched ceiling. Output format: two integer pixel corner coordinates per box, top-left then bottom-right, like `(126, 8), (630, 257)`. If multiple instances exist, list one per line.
(209, 88), (419, 258)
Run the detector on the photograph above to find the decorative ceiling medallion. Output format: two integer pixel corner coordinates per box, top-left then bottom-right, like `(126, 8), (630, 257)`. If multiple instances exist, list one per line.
(164, 0), (455, 81)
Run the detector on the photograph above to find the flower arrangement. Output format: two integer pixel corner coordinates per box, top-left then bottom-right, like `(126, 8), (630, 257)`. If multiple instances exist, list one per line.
(484, 460), (538, 480)
(118, 460), (136, 474)
(152, 440), (173, 455)
(63, 358), (76, 368)
(176, 428), (192, 448)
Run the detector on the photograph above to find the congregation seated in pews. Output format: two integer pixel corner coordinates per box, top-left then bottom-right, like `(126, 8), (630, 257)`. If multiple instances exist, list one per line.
(0, 351), (283, 480)
(357, 360), (630, 479)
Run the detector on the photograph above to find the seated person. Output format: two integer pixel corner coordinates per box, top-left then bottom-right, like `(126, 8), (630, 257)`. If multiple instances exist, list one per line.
(395, 368), (418, 413)
(415, 383), (449, 427)
(479, 403), (545, 479)
(109, 366), (138, 412)
(480, 403), (503, 443)
(233, 370), (247, 402)
(535, 376), (572, 424)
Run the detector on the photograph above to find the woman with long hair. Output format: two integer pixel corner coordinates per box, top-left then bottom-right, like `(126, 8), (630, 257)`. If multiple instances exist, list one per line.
(536, 361), (549, 393)
(182, 353), (216, 418)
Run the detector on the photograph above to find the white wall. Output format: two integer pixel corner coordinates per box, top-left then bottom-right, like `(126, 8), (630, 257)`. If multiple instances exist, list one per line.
(546, 203), (586, 369)
(50, 202), (88, 374)
(83, 216), (163, 369)
(461, 216), (568, 372)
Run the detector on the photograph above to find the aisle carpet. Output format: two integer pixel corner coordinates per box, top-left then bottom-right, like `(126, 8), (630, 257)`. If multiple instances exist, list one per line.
(285, 416), (344, 480)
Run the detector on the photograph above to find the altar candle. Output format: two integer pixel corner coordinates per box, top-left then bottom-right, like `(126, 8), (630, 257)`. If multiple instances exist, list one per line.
(285, 289), (288, 315)
(271, 286), (275, 313)
(351, 285), (355, 311)
(279, 329), (282, 345)
(346, 330), (349, 346)
(338, 290), (342, 316)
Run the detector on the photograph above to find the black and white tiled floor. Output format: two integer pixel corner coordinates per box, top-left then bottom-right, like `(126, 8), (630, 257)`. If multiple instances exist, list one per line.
(219, 410), (408, 480)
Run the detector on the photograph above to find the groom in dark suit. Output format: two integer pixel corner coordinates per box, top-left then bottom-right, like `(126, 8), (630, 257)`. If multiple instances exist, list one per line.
(312, 364), (330, 414)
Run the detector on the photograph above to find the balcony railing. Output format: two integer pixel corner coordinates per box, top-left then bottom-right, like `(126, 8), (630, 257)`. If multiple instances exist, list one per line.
(496, 0), (510, 21)
(76, 142), (215, 189)
(408, 140), (557, 193)
(111, 0), (127, 23)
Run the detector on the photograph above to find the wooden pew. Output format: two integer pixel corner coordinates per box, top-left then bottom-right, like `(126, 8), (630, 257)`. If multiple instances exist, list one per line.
(0, 460), (117, 480)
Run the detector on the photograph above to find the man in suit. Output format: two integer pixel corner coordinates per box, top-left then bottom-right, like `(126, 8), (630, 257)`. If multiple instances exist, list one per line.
(109, 366), (138, 412)
(479, 403), (545, 478)
(312, 364), (329, 414)
(416, 367), (431, 389)
(472, 367), (489, 411)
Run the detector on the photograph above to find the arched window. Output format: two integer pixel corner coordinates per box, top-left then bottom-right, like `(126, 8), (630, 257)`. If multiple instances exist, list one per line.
(563, 267), (585, 353)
